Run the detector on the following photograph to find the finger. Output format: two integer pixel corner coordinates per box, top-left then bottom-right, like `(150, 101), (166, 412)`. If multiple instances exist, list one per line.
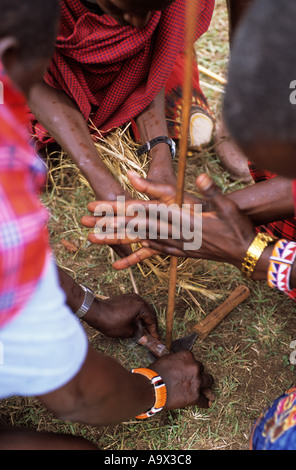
(195, 173), (220, 198)
(88, 214), (177, 242)
(113, 247), (159, 270)
(142, 239), (186, 257)
(196, 388), (215, 408)
(138, 304), (160, 340)
(87, 200), (118, 214)
(196, 173), (239, 218)
(111, 244), (133, 259)
(195, 392), (211, 409)
(199, 371), (214, 391)
(88, 232), (137, 245)
(81, 215), (98, 227)
(201, 387), (215, 404)
(127, 171), (177, 204)
(87, 199), (155, 215)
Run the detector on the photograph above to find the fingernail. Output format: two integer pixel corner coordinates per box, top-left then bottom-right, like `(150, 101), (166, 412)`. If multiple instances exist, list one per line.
(128, 171), (139, 178)
(196, 173), (213, 191)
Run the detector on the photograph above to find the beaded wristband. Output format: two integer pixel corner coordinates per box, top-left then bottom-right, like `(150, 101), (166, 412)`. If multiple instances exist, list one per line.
(132, 368), (167, 419)
(241, 232), (274, 278)
(268, 239), (296, 300)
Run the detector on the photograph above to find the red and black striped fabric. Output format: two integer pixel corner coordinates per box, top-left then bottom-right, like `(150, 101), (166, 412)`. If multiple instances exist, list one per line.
(249, 163), (296, 241)
(28, 0), (215, 148)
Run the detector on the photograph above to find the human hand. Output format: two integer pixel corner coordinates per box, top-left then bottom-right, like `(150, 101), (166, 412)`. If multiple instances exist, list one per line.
(140, 173), (257, 269)
(84, 293), (160, 340)
(83, 172), (256, 269)
(81, 171), (204, 269)
(150, 350), (215, 409)
(147, 161), (177, 192)
(93, 183), (134, 259)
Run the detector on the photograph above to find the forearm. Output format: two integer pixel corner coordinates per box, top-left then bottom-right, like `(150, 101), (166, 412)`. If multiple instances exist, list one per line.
(135, 88), (176, 183)
(135, 88), (169, 148)
(39, 346), (155, 426)
(226, 177), (295, 225)
(28, 80), (123, 199)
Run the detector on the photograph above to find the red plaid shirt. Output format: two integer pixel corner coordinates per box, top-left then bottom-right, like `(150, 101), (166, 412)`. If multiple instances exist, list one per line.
(0, 66), (49, 328)
(29, 0), (215, 148)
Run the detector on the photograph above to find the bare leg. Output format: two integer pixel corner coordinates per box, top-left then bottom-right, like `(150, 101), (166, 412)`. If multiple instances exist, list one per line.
(215, 0), (254, 183)
(215, 119), (252, 183)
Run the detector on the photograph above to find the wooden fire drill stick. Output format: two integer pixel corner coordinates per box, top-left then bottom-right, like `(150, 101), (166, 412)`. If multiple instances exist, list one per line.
(166, 0), (198, 350)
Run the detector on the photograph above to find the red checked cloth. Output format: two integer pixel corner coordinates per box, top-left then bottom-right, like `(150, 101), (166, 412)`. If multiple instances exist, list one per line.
(249, 163), (296, 242)
(28, 0), (215, 148)
(0, 66), (49, 328)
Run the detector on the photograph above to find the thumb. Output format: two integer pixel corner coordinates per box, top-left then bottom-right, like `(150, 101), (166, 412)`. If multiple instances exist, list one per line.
(195, 173), (220, 198)
(195, 173), (236, 216)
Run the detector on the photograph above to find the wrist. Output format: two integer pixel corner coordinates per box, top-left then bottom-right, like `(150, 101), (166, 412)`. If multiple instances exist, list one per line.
(132, 368), (167, 419)
(149, 143), (173, 160)
(93, 185), (130, 202)
(252, 244), (274, 281)
(137, 137), (176, 161)
(241, 232), (274, 279)
(79, 296), (101, 324)
(74, 285), (96, 320)
(79, 297), (115, 332)
(78, 162), (127, 201)
(147, 150), (177, 184)
(267, 239), (296, 300)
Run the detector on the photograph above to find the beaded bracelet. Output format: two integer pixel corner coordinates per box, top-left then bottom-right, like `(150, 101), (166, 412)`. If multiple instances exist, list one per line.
(132, 368), (167, 419)
(268, 239), (296, 300)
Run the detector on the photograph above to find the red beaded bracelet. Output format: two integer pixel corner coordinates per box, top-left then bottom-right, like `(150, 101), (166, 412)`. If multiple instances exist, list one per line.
(132, 368), (167, 419)
(268, 239), (296, 300)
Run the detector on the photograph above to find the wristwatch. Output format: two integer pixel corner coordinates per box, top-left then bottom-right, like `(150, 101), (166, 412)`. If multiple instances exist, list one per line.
(75, 285), (96, 319)
(136, 136), (176, 159)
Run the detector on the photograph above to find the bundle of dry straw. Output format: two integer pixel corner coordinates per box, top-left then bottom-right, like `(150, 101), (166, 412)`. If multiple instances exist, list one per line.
(45, 122), (221, 304)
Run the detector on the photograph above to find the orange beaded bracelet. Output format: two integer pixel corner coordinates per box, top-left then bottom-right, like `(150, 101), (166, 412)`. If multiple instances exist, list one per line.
(132, 368), (167, 419)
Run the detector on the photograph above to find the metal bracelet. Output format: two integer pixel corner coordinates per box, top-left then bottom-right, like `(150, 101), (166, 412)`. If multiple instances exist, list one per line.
(75, 285), (96, 319)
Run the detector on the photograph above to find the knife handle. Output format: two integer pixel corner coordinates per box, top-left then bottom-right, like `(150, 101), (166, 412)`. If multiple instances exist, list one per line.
(137, 331), (170, 358)
(192, 285), (250, 340)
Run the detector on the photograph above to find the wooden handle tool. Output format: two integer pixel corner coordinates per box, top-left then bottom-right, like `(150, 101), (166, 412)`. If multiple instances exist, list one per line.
(136, 285), (250, 358)
(192, 285), (250, 340)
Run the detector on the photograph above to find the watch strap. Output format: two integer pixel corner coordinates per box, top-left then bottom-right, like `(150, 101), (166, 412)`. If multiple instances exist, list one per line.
(75, 285), (95, 319)
(136, 136), (176, 159)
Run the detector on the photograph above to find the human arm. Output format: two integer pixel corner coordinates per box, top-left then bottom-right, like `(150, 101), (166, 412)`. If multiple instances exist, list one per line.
(120, 173), (296, 286)
(27, 80), (129, 201)
(227, 176), (295, 226)
(38, 346), (214, 426)
(28, 80), (134, 257)
(81, 171), (296, 269)
(135, 88), (177, 187)
(58, 266), (160, 339)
